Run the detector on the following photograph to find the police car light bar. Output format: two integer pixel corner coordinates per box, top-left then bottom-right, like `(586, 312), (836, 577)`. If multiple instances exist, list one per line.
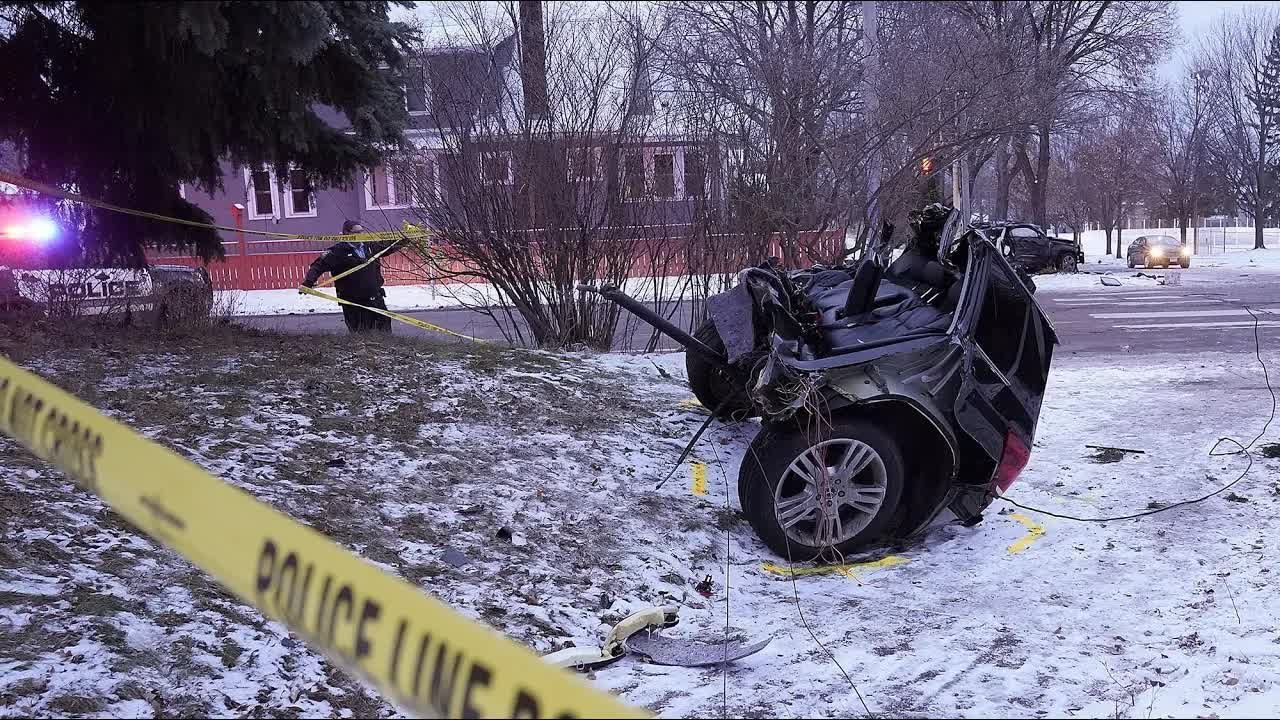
(2, 216), (58, 245)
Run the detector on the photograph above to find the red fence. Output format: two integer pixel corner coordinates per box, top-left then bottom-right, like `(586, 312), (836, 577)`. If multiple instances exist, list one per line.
(148, 230), (846, 292)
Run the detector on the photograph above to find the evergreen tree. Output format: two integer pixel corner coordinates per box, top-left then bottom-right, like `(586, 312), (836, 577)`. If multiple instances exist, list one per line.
(0, 2), (415, 263)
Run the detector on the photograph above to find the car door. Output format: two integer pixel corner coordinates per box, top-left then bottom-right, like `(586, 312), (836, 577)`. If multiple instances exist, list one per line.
(1129, 237), (1145, 263)
(950, 240), (1057, 484)
(1008, 226), (1047, 270)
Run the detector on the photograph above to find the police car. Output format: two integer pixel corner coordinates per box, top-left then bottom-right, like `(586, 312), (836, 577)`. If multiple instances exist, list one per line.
(0, 214), (213, 323)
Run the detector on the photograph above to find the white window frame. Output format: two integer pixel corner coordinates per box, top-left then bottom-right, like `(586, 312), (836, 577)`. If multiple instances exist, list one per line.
(404, 65), (430, 117)
(567, 146), (602, 182)
(364, 157), (440, 210)
(244, 166), (279, 220)
(480, 151), (514, 185)
(621, 147), (687, 202)
(283, 167), (318, 219)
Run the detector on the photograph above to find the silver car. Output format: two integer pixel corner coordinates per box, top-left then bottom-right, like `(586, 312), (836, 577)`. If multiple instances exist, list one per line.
(1127, 235), (1190, 269)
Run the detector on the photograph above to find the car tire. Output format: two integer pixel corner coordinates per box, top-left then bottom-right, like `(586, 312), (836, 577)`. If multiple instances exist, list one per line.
(1127, 257), (1135, 269)
(1180, 259), (1190, 269)
(1057, 254), (1078, 274)
(738, 418), (905, 560)
(686, 320), (753, 420)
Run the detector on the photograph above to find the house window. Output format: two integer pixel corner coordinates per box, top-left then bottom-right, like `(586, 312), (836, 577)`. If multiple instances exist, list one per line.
(623, 153), (645, 199)
(365, 158), (437, 210)
(568, 146), (598, 180)
(653, 153), (675, 198)
(246, 167), (277, 220)
(284, 168), (317, 218)
(369, 165), (392, 206)
(177, 183), (187, 200)
(405, 65), (429, 114)
(481, 152), (512, 185)
(684, 150), (706, 198)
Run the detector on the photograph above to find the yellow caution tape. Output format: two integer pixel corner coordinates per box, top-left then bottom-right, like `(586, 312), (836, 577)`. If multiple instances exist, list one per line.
(0, 170), (431, 244)
(298, 286), (486, 343)
(0, 356), (639, 718)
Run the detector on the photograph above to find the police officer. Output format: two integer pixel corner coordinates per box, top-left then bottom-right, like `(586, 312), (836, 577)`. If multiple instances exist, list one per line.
(301, 220), (398, 333)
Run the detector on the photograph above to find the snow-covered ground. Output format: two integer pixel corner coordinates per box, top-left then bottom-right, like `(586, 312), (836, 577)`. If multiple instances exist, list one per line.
(223, 274), (704, 317)
(2, 329), (1279, 718)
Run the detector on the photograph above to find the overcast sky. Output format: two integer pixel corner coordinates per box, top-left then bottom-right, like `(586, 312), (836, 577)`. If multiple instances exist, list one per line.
(400, 1), (1280, 80)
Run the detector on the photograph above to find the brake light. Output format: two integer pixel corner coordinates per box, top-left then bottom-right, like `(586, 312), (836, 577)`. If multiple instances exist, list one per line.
(994, 429), (1031, 492)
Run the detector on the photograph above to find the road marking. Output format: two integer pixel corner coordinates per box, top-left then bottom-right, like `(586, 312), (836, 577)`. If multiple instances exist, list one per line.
(1053, 294), (1178, 302)
(1115, 320), (1280, 330)
(760, 554), (909, 579)
(1007, 513), (1045, 554)
(1053, 299), (1208, 307)
(690, 461), (707, 496)
(1091, 307), (1280, 320)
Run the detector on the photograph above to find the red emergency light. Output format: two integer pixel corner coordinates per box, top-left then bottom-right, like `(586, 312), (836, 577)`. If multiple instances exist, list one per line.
(1, 216), (58, 245)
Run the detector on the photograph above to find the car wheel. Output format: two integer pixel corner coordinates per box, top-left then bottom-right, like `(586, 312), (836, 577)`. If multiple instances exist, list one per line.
(1180, 259), (1190, 269)
(1145, 259), (1156, 269)
(685, 320), (753, 419)
(1127, 257), (1135, 268)
(1057, 254), (1078, 274)
(738, 419), (905, 560)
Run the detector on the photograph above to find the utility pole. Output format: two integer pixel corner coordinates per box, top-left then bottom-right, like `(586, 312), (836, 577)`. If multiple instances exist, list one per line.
(1190, 68), (1211, 255)
(862, 0), (881, 256)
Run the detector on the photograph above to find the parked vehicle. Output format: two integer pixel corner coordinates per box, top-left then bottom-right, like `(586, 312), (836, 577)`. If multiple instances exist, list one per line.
(987, 222), (1084, 274)
(587, 208), (1058, 559)
(1127, 235), (1190, 269)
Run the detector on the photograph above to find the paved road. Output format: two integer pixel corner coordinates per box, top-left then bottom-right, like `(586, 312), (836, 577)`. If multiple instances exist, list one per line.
(1040, 275), (1280, 358)
(237, 272), (1280, 358)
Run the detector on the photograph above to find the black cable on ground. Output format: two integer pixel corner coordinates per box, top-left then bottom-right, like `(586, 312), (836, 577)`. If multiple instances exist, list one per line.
(1000, 306), (1274, 523)
(746, 443), (875, 718)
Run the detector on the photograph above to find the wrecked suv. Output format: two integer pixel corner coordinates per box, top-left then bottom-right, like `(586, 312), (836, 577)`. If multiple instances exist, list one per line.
(591, 208), (1057, 559)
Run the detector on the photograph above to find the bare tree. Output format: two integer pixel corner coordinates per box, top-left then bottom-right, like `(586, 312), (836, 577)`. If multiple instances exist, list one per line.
(953, 1), (1175, 226)
(1077, 103), (1155, 258)
(1046, 134), (1091, 244)
(1150, 64), (1212, 246)
(390, 1), (687, 349)
(1202, 7), (1280, 250)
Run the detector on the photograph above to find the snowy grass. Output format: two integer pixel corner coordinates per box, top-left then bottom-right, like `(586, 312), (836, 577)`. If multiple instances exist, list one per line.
(2, 325), (1280, 717)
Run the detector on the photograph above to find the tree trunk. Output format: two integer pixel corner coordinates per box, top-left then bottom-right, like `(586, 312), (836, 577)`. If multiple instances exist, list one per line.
(1116, 225), (1123, 259)
(1032, 121), (1051, 227)
(994, 141), (1014, 221)
(1179, 215), (1187, 245)
(1104, 228), (1112, 256)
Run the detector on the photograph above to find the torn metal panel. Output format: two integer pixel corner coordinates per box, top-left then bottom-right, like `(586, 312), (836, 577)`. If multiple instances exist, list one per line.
(625, 632), (771, 667)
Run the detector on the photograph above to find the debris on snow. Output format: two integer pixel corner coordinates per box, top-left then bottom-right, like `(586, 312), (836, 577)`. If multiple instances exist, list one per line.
(625, 631), (771, 667)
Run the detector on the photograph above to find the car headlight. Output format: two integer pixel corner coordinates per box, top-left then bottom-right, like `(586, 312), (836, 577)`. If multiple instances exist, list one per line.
(1180, 246), (1190, 256)
(1150, 247), (1164, 257)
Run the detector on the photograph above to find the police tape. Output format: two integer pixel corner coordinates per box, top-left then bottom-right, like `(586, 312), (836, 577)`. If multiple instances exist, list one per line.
(298, 286), (487, 343)
(0, 170), (431, 244)
(0, 356), (640, 718)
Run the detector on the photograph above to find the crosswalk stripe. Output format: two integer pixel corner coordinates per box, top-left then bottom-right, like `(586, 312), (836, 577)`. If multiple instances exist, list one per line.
(1115, 320), (1280, 330)
(1090, 307), (1280, 320)
(1053, 299), (1199, 307)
